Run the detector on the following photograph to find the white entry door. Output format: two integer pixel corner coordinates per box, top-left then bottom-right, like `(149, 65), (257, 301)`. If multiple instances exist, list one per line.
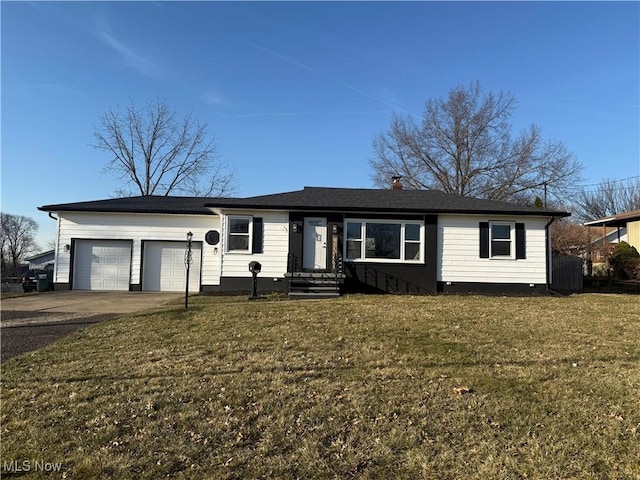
(303, 217), (327, 270)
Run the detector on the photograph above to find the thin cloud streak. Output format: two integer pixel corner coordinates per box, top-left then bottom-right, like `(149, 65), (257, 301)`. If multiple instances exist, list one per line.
(96, 29), (163, 79)
(202, 90), (227, 106)
(244, 40), (418, 118)
(234, 110), (389, 118)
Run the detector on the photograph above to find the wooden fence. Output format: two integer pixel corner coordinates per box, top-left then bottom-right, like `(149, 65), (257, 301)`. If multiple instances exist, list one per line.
(551, 254), (584, 293)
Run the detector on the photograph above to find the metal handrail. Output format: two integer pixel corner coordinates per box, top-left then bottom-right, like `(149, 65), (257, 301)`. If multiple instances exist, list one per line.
(287, 253), (302, 275)
(287, 253), (301, 295)
(333, 252), (343, 293)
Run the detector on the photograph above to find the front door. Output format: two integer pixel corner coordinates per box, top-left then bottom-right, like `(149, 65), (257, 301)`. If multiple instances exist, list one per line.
(303, 217), (327, 270)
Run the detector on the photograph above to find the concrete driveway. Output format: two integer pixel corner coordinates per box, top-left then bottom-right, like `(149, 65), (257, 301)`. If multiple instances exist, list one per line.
(1, 291), (181, 361)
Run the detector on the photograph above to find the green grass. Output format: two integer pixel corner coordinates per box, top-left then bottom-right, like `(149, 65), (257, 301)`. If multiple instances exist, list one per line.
(1, 294), (639, 479)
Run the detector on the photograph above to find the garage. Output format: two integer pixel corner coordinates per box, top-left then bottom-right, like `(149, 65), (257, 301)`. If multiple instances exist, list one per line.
(142, 241), (201, 292)
(73, 240), (132, 291)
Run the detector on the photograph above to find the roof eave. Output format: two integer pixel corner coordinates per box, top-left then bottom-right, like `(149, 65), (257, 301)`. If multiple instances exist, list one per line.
(583, 219), (629, 228)
(26, 250), (56, 260)
(206, 202), (569, 217)
(38, 206), (216, 216)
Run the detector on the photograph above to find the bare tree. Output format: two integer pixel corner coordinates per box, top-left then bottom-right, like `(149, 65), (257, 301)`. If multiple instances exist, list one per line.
(93, 99), (235, 197)
(574, 177), (640, 222)
(370, 82), (582, 204)
(551, 218), (591, 256)
(0, 224), (6, 273)
(1, 213), (39, 275)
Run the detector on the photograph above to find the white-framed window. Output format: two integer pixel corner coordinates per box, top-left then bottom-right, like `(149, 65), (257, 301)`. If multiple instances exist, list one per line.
(345, 219), (424, 263)
(490, 221), (514, 259)
(226, 216), (252, 253)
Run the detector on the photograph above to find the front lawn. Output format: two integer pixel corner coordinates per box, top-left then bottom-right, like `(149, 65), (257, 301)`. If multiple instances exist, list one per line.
(1, 294), (639, 479)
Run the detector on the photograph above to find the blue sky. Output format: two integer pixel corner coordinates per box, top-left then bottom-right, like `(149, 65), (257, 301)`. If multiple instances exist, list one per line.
(2, 1), (639, 249)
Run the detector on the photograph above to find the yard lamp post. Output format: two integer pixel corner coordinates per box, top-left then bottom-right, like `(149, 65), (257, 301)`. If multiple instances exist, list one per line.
(185, 231), (193, 310)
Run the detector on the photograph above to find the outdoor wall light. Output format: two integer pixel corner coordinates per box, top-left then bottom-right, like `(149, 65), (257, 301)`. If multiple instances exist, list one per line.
(64, 244), (70, 252)
(292, 223), (299, 233)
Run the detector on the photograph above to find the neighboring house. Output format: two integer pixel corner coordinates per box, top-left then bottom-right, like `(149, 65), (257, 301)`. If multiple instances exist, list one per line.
(26, 250), (55, 270)
(584, 209), (640, 260)
(587, 227), (628, 263)
(38, 184), (569, 296)
(598, 227), (628, 245)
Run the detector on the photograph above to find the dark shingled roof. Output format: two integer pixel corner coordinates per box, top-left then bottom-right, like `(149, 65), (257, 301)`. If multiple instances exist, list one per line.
(583, 208), (640, 227)
(39, 187), (570, 217)
(39, 196), (219, 215)
(207, 187), (569, 216)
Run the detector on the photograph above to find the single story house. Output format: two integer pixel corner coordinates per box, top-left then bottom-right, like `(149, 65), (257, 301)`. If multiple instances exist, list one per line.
(586, 226), (628, 264)
(597, 227), (628, 245)
(38, 183), (570, 296)
(584, 209), (640, 255)
(26, 250), (55, 270)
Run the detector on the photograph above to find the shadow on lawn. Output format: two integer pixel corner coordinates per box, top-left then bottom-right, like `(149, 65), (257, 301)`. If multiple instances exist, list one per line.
(31, 351), (640, 386)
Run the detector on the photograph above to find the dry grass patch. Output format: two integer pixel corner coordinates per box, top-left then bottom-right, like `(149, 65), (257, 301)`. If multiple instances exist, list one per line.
(1, 294), (639, 479)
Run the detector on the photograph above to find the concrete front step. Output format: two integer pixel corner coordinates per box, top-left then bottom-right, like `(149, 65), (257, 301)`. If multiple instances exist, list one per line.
(288, 291), (341, 299)
(287, 272), (346, 280)
(290, 280), (339, 287)
(289, 284), (340, 293)
(287, 271), (344, 299)
(288, 283), (340, 298)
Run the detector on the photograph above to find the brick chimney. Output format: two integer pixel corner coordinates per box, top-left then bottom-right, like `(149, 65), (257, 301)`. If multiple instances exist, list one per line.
(391, 175), (403, 190)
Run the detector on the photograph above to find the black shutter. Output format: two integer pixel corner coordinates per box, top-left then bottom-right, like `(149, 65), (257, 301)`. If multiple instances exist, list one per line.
(479, 222), (489, 258)
(515, 223), (526, 259)
(252, 217), (263, 254)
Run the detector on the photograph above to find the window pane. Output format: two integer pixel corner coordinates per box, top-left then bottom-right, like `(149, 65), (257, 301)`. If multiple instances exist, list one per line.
(405, 224), (420, 241)
(229, 235), (249, 251)
(347, 240), (362, 259)
(492, 224), (511, 240)
(346, 222), (362, 240)
(405, 242), (421, 261)
(491, 240), (510, 256)
(365, 223), (400, 259)
(230, 218), (250, 234)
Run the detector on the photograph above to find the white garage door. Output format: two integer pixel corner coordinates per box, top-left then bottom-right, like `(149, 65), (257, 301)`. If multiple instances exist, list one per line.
(74, 240), (132, 291)
(142, 241), (201, 292)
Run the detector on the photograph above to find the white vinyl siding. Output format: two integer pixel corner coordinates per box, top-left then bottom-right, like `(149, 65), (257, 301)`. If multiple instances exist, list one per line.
(142, 241), (202, 292)
(438, 215), (548, 284)
(27, 251), (55, 270)
(220, 211), (289, 278)
(55, 212), (220, 289)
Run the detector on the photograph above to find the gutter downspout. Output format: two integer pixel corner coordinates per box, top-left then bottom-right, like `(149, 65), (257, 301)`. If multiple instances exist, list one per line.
(545, 216), (557, 294)
(47, 212), (60, 290)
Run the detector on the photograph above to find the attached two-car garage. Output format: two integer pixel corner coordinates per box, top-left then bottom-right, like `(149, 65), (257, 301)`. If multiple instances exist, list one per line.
(73, 239), (201, 292)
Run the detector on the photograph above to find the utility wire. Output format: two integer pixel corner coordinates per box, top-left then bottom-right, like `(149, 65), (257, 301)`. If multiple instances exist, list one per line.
(560, 176), (640, 194)
(577, 175), (640, 188)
